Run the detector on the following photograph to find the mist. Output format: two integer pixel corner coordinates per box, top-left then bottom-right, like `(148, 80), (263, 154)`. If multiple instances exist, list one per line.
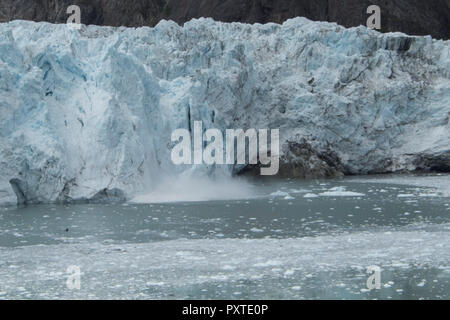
(130, 175), (258, 204)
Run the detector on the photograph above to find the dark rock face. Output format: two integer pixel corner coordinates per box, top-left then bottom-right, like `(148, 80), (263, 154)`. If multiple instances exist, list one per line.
(1, 0), (449, 39)
(238, 139), (345, 179)
(278, 140), (344, 179)
(414, 153), (450, 173)
(89, 188), (127, 204)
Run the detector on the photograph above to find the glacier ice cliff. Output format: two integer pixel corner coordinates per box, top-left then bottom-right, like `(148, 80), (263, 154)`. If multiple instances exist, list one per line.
(0, 18), (449, 205)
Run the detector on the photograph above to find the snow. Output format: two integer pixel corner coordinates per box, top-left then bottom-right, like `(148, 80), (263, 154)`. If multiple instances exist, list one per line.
(0, 18), (449, 205)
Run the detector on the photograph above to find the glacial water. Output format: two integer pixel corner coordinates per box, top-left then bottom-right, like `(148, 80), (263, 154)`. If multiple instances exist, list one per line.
(0, 174), (449, 300)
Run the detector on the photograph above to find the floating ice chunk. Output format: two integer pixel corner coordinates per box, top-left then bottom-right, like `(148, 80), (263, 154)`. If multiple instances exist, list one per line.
(270, 191), (294, 200)
(318, 191), (365, 197)
(290, 189), (311, 194)
(418, 193), (440, 197)
(417, 280), (426, 287)
(304, 193), (319, 198)
(284, 269), (295, 276)
(270, 191), (290, 197)
(313, 186), (365, 197)
(328, 186), (347, 192)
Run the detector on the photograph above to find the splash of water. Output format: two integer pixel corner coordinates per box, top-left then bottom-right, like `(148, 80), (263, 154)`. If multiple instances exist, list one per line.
(130, 175), (257, 203)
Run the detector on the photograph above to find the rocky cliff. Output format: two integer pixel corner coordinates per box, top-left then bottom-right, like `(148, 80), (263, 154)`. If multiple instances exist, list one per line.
(0, 0), (449, 39)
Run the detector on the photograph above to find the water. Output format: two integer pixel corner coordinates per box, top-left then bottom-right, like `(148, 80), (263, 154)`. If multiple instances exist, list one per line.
(0, 174), (449, 299)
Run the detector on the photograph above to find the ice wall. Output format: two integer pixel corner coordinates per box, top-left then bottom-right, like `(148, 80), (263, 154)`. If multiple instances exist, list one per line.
(0, 18), (449, 205)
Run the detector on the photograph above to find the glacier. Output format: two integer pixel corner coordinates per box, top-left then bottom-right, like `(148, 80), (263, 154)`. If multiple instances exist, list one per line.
(0, 17), (449, 206)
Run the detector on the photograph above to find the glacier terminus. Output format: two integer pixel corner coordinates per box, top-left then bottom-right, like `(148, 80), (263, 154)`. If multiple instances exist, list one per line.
(0, 17), (449, 206)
